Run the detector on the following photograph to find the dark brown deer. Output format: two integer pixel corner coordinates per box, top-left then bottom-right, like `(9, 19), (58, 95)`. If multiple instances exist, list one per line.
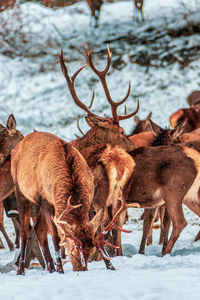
(85, 0), (103, 27)
(187, 90), (200, 107)
(0, 115), (23, 251)
(60, 43), (139, 256)
(169, 91), (200, 132)
(11, 130), (134, 274)
(133, 0), (144, 22)
(129, 112), (152, 135)
(125, 120), (200, 256)
(127, 120), (185, 254)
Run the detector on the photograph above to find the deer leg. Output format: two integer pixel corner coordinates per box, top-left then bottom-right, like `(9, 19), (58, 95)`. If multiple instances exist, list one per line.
(42, 206), (64, 274)
(112, 209), (127, 256)
(139, 208), (158, 254)
(159, 207), (171, 245)
(11, 216), (20, 248)
(34, 211), (55, 273)
(0, 237), (5, 249)
(0, 222), (14, 251)
(0, 201), (14, 251)
(15, 189), (31, 275)
(162, 201), (187, 256)
(183, 200), (200, 242)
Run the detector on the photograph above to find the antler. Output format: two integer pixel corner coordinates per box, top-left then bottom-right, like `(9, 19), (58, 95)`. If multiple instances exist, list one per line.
(59, 49), (105, 121)
(94, 201), (140, 260)
(82, 42), (140, 123)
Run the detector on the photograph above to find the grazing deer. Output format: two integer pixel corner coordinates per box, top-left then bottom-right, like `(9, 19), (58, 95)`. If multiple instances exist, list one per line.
(0, 115), (23, 251)
(11, 130), (134, 274)
(85, 0), (103, 27)
(133, 0), (144, 22)
(60, 43), (139, 256)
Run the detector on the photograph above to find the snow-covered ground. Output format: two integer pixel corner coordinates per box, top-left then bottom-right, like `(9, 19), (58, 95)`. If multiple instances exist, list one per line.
(0, 0), (200, 299)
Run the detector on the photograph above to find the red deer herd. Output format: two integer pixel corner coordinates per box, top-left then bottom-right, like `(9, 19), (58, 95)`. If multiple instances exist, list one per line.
(0, 43), (200, 274)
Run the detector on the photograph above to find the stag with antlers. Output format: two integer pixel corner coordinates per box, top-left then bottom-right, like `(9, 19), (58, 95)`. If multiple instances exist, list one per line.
(60, 43), (139, 257)
(11, 129), (137, 274)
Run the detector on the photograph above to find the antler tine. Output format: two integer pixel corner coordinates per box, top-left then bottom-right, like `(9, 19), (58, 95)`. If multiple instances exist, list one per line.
(82, 42), (112, 76)
(82, 43), (138, 123)
(77, 115), (85, 136)
(94, 201), (140, 260)
(118, 99), (140, 121)
(59, 49), (105, 120)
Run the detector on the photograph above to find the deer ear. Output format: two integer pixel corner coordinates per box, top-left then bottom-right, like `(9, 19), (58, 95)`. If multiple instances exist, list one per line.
(171, 120), (187, 142)
(88, 208), (104, 235)
(169, 109), (184, 128)
(6, 114), (16, 131)
(85, 116), (95, 128)
(85, 115), (109, 129)
(134, 116), (140, 124)
(149, 119), (163, 136)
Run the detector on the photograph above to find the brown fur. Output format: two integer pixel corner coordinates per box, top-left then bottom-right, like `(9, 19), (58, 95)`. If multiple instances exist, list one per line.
(126, 143), (200, 255)
(130, 112), (152, 135)
(169, 107), (200, 132)
(0, 115), (23, 251)
(11, 130), (111, 273)
(187, 90), (200, 107)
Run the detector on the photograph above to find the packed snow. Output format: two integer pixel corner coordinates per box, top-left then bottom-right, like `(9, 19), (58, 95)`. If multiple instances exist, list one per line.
(0, 0), (200, 299)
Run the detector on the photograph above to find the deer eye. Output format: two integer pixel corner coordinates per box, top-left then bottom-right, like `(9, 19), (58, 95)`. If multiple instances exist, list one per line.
(120, 129), (125, 137)
(187, 143), (193, 148)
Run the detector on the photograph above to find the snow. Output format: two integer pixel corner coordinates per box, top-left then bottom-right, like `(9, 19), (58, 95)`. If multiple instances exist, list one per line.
(0, 0), (200, 299)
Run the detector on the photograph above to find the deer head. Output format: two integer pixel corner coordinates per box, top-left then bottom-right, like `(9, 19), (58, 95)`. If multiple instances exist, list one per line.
(149, 119), (186, 146)
(0, 114), (23, 165)
(130, 111), (152, 135)
(54, 199), (139, 271)
(187, 90), (200, 107)
(179, 128), (200, 153)
(59, 43), (139, 151)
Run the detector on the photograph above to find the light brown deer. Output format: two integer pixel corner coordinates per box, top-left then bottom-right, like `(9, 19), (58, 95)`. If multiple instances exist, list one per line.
(60, 43), (139, 257)
(85, 0), (103, 27)
(0, 115), (23, 251)
(133, 0), (144, 22)
(11, 130), (134, 274)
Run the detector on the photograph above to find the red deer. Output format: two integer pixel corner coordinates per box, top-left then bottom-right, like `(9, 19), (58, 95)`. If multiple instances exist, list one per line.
(129, 112), (152, 135)
(129, 120), (185, 254)
(0, 115), (23, 251)
(179, 128), (200, 242)
(0, 0), (16, 12)
(133, 0), (144, 22)
(169, 91), (200, 132)
(11, 130), (134, 274)
(187, 90), (200, 107)
(59, 43), (140, 257)
(125, 118), (200, 256)
(85, 0), (103, 27)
